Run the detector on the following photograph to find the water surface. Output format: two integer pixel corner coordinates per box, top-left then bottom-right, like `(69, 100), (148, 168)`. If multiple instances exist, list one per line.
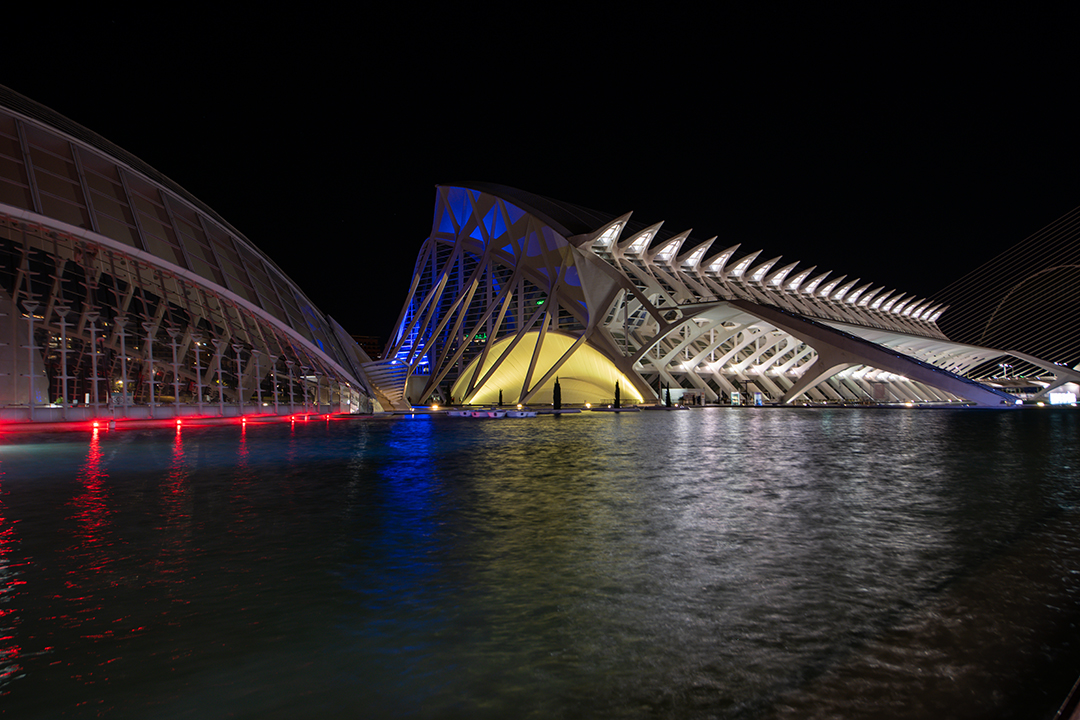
(0, 408), (1078, 718)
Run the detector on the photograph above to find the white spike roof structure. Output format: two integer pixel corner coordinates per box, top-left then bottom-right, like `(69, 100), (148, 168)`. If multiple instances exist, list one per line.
(802, 271), (831, 296)
(748, 256), (782, 283)
(785, 266), (816, 292)
(593, 219), (626, 249)
(650, 229), (692, 264)
(858, 286), (884, 307)
(871, 291), (895, 310)
(846, 282), (872, 304)
(882, 294), (905, 313)
(818, 276), (847, 298)
(678, 239), (713, 269)
(620, 222), (662, 255)
(366, 183), (1059, 411)
(832, 279), (860, 302)
(727, 250), (761, 279)
(766, 261), (800, 288)
(705, 245), (740, 274)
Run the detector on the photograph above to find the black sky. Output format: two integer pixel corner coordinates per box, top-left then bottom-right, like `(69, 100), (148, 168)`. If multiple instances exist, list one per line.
(5, 9), (1079, 342)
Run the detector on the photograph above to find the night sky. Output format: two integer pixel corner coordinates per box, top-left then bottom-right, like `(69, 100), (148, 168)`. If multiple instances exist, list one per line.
(6, 10), (1079, 343)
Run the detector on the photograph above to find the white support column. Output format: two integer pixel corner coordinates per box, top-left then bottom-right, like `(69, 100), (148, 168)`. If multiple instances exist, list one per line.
(212, 339), (226, 416)
(117, 316), (130, 410)
(87, 311), (100, 414)
(24, 300), (38, 421)
(167, 328), (181, 416)
(56, 304), (71, 419)
(191, 332), (204, 415)
(286, 359), (296, 413)
(143, 321), (157, 415)
(232, 343), (245, 416)
(252, 350), (263, 410)
(268, 354), (279, 413)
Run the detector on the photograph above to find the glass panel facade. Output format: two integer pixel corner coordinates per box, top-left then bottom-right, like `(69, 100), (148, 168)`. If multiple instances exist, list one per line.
(125, 172), (187, 269)
(0, 91), (372, 416)
(0, 215), (364, 413)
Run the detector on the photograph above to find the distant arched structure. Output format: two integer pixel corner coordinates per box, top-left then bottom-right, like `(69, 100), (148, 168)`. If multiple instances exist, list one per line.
(977, 265), (1080, 363)
(935, 204), (1080, 378)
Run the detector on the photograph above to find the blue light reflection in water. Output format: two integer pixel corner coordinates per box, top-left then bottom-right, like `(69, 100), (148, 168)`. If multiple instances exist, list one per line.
(0, 409), (1075, 719)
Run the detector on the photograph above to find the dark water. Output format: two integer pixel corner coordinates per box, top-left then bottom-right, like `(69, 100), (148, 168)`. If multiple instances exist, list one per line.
(0, 408), (1078, 719)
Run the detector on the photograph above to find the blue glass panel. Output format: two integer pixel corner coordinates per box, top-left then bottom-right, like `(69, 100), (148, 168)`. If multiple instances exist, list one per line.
(438, 208), (455, 234)
(526, 233), (542, 257)
(542, 227), (562, 250)
(448, 187), (472, 230)
(491, 208), (507, 238)
(505, 202), (526, 224)
(501, 243), (514, 254)
(469, 225), (484, 242)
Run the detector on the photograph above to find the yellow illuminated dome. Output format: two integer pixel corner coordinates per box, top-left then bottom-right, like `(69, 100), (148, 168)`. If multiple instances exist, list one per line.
(452, 331), (643, 405)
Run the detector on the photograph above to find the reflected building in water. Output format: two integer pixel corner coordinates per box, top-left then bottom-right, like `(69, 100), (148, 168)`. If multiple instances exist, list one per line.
(0, 85), (376, 421)
(367, 183), (1078, 409)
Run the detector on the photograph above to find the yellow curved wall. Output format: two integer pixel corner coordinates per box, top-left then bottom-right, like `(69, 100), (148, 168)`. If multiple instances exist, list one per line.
(451, 331), (643, 405)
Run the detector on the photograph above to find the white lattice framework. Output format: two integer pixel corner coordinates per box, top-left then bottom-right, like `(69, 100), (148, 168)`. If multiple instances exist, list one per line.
(369, 184), (1026, 410)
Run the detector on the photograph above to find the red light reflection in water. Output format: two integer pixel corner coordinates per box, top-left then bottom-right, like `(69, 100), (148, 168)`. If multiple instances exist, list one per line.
(238, 419), (248, 462)
(156, 424), (193, 593)
(71, 428), (110, 548)
(60, 427), (121, 686)
(166, 424), (187, 495)
(0, 456), (27, 695)
(160, 424), (190, 515)
(229, 418), (259, 539)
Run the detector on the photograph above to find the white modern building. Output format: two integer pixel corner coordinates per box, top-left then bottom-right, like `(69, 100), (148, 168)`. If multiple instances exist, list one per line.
(366, 183), (1077, 410)
(0, 85), (375, 421)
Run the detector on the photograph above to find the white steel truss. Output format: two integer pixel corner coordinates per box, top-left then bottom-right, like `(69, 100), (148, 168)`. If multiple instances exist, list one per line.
(369, 184), (1043, 410)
